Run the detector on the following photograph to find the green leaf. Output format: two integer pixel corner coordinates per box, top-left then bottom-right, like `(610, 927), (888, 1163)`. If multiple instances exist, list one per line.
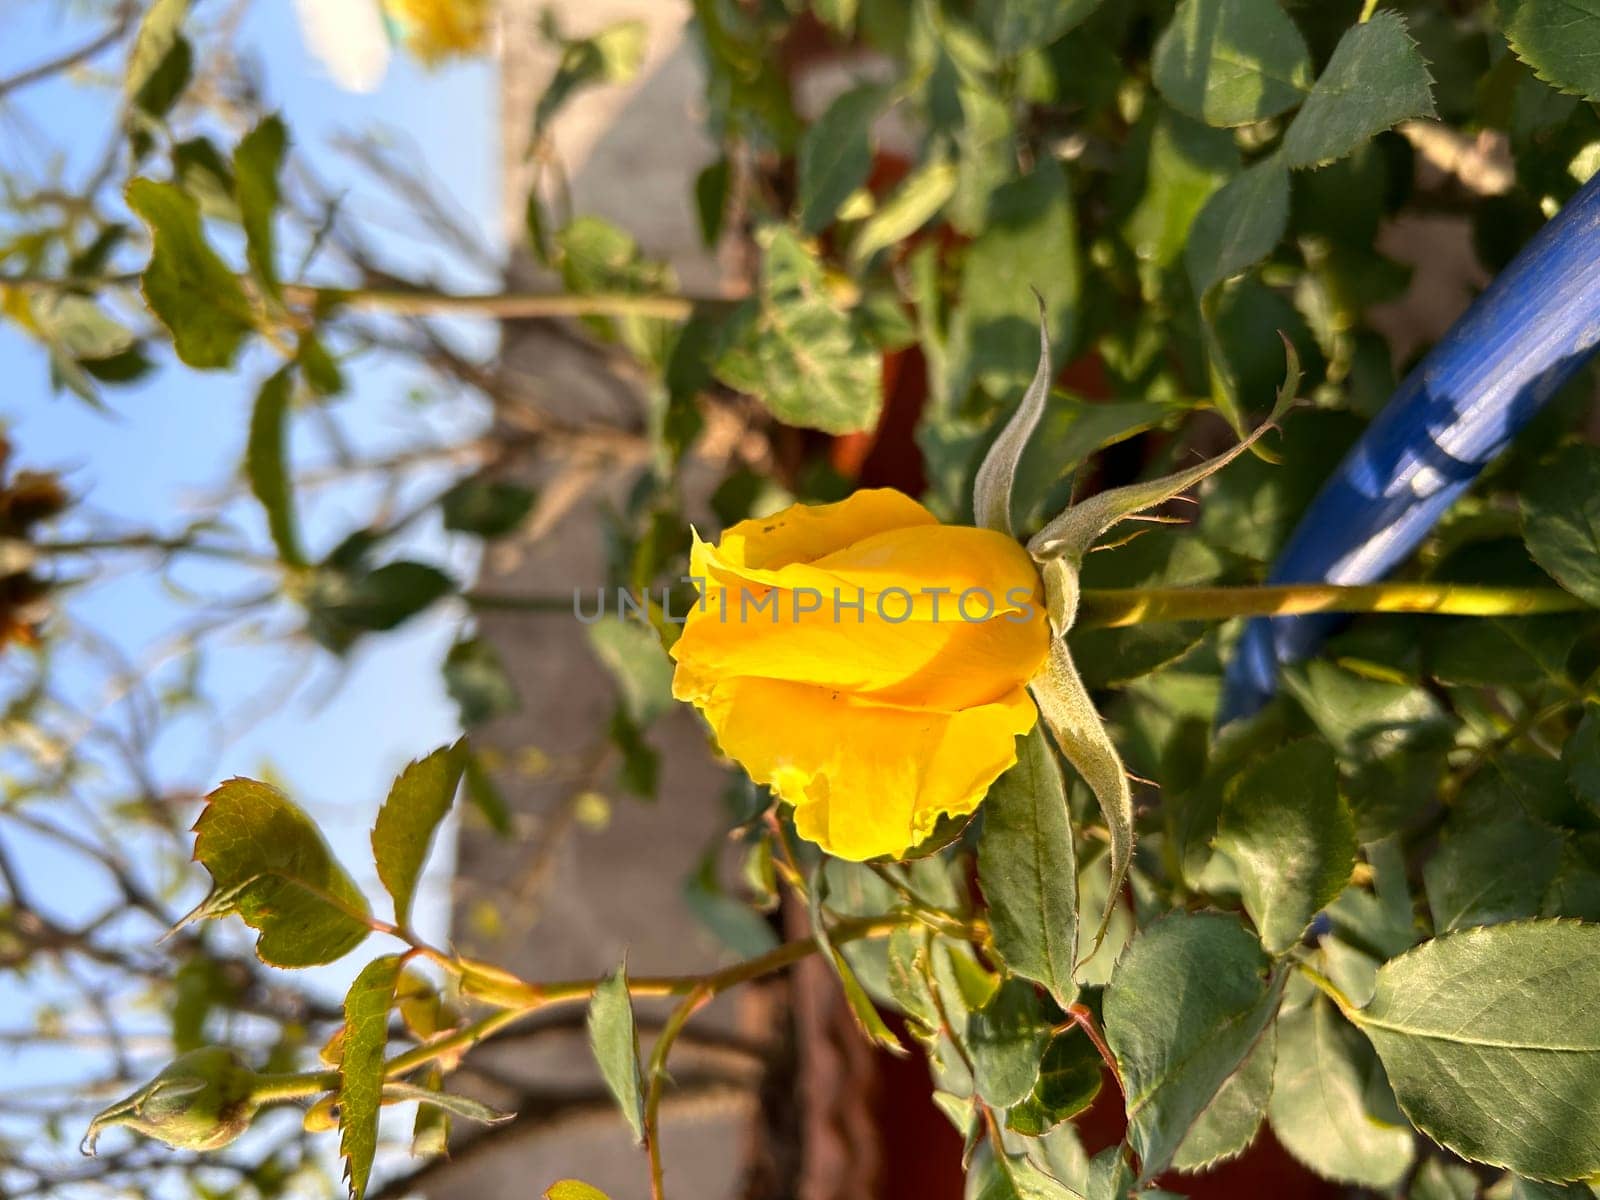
(585, 615), (673, 726)
(1423, 803), (1563, 932)
(978, 0), (1105, 58)
(1349, 920), (1600, 1181)
(1411, 1159), (1480, 1200)
(125, 178), (255, 369)
(546, 1184), (612, 1200)
(809, 868), (903, 1055)
(443, 636), (520, 728)
(463, 747), (512, 836)
(849, 156), (957, 266)
(1217, 740), (1356, 954)
(233, 115), (286, 298)
(1007, 1030), (1103, 1135)
(713, 225), (882, 434)
(246, 367), (304, 566)
(1170, 1019), (1275, 1172)
(1280, 12), (1436, 169)
(950, 162), (1080, 396)
(533, 19), (649, 137)
(1500, 0), (1600, 101)
(440, 479), (536, 538)
(1152, 0), (1312, 127)
(1566, 705), (1600, 809)
(1185, 157), (1291, 297)
(968, 1142), (1085, 1199)
(684, 849), (780, 959)
(339, 955), (401, 1200)
(977, 725), (1078, 1007)
(1524, 445), (1600, 607)
(371, 742), (466, 927)
(1269, 994), (1414, 1188)
(1102, 911), (1277, 1179)
(797, 85), (883, 234)
(694, 156), (730, 247)
(1120, 112), (1238, 274)
(187, 778), (370, 967)
(305, 561), (456, 653)
(587, 963), (645, 1144)
(968, 976), (1052, 1108)
(126, 0), (190, 111)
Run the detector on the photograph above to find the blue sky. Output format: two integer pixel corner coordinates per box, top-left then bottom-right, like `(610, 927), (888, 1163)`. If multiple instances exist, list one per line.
(0, 0), (502, 1148)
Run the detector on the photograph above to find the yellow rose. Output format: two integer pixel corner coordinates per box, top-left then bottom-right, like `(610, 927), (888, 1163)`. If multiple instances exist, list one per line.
(670, 488), (1050, 861)
(381, 0), (490, 63)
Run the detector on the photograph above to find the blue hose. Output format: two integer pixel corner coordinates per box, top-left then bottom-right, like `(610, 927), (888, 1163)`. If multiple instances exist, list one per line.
(1217, 170), (1600, 724)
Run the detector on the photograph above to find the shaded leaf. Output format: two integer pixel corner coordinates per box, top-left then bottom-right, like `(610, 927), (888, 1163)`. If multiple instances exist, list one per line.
(443, 636), (520, 728)
(979, 0), (1105, 58)
(978, 725), (1077, 1007)
(1350, 921), (1600, 1181)
(1566, 705), (1600, 809)
(126, 179), (254, 369)
(126, 0), (190, 110)
(1281, 12), (1436, 168)
(809, 868), (903, 1054)
(798, 85), (883, 233)
(969, 976), (1052, 1108)
(1171, 1019), (1275, 1172)
(187, 779), (370, 967)
(1524, 445), (1600, 607)
(440, 479), (535, 538)
(372, 742), (467, 927)
(1269, 994), (1414, 1188)
(714, 226), (882, 434)
(233, 115), (286, 298)
(1218, 740), (1356, 954)
(585, 615), (673, 725)
(1185, 157), (1291, 297)
(340, 955), (401, 1200)
(1500, 0), (1600, 101)
(1423, 803), (1563, 932)
(1153, 0), (1312, 127)
(1102, 911), (1277, 1179)
(587, 964), (645, 1143)
(1007, 1030), (1103, 1136)
(950, 162), (1080, 395)
(246, 367), (303, 566)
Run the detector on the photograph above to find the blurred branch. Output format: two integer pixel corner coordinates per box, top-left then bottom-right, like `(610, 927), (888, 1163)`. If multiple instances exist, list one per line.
(0, 5), (137, 100)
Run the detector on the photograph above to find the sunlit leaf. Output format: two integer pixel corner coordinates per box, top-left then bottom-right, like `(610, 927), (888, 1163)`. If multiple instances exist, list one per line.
(977, 725), (1077, 1007)
(372, 741), (467, 927)
(1217, 740), (1356, 954)
(1280, 13), (1436, 169)
(187, 778), (370, 967)
(1103, 911), (1278, 1179)
(1350, 921), (1600, 1181)
(1153, 0), (1312, 127)
(339, 955), (401, 1200)
(126, 179), (255, 369)
(587, 964), (646, 1144)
